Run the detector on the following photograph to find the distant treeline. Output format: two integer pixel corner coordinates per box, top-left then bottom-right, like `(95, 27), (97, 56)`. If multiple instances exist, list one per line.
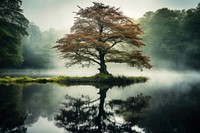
(21, 23), (65, 68)
(140, 3), (200, 70)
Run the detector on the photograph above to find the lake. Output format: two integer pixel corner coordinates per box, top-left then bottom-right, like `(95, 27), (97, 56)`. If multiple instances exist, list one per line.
(0, 70), (200, 133)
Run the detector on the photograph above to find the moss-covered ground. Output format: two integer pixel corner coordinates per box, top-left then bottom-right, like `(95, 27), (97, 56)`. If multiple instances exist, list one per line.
(0, 74), (148, 86)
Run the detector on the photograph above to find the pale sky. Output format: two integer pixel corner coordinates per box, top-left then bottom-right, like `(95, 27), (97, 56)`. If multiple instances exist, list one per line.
(22, 0), (199, 31)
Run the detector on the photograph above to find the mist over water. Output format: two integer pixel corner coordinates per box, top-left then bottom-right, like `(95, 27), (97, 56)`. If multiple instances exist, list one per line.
(0, 67), (200, 132)
(1, 62), (199, 78)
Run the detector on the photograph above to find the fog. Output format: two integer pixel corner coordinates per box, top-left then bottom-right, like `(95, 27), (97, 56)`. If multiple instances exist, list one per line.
(20, 23), (66, 69)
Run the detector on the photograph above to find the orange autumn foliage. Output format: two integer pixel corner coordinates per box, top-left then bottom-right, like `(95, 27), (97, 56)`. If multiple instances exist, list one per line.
(54, 2), (152, 74)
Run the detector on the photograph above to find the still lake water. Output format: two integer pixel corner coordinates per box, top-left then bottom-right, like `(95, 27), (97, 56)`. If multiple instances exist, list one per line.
(0, 70), (200, 133)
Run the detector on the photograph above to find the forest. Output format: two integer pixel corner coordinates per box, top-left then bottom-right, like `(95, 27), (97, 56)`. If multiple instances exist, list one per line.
(0, 1), (200, 70)
(140, 3), (200, 70)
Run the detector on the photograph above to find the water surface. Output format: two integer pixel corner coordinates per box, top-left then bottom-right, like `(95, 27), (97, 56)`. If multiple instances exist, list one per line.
(0, 71), (200, 133)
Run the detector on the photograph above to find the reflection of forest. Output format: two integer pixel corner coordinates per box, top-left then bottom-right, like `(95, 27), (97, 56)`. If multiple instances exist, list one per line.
(0, 84), (64, 132)
(0, 84), (27, 133)
(54, 85), (151, 133)
(22, 84), (63, 125)
(139, 82), (200, 133)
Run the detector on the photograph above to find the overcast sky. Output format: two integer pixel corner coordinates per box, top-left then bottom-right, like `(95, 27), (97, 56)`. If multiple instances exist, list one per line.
(21, 0), (199, 31)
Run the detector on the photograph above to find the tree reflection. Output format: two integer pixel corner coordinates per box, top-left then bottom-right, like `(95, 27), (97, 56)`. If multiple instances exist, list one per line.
(109, 93), (151, 126)
(54, 85), (151, 132)
(0, 85), (27, 133)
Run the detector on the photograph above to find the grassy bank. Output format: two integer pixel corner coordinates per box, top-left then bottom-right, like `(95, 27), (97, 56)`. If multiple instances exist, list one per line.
(0, 74), (148, 86)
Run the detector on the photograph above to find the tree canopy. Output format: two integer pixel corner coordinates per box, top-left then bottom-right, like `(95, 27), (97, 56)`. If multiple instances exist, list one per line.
(54, 2), (152, 74)
(0, 0), (29, 68)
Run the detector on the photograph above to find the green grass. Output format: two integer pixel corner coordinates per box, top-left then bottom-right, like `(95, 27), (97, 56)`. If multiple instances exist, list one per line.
(0, 74), (148, 86)
(0, 76), (49, 83)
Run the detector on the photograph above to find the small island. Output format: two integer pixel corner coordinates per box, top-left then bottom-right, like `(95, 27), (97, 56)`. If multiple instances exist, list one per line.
(0, 74), (148, 86)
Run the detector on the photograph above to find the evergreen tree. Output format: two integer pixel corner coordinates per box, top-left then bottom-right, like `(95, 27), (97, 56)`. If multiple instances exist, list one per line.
(0, 0), (29, 68)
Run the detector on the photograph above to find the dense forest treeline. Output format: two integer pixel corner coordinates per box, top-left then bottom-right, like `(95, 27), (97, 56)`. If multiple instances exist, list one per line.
(0, 0), (65, 69)
(0, 0), (200, 70)
(0, 0), (29, 68)
(140, 3), (200, 70)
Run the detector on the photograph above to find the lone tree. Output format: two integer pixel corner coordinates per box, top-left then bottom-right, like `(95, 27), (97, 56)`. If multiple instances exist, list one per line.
(54, 2), (152, 74)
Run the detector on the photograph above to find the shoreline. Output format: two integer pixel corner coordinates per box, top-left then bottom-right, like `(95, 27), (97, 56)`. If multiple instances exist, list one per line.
(0, 74), (148, 86)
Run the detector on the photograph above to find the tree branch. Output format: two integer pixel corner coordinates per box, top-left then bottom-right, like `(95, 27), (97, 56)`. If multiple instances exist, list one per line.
(75, 51), (100, 65)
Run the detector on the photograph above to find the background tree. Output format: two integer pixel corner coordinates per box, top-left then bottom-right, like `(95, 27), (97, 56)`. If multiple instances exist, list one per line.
(22, 23), (60, 68)
(140, 3), (200, 70)
(182, 3), (200, 69)
(0, 0), (29, 68)
(54, 2), (152, 74)
(140, 8), (185, 69)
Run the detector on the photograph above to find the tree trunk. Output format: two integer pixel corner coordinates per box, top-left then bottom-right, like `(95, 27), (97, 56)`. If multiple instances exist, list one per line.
(96, 87), (109, 132)
(98, 52), (109, 74)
